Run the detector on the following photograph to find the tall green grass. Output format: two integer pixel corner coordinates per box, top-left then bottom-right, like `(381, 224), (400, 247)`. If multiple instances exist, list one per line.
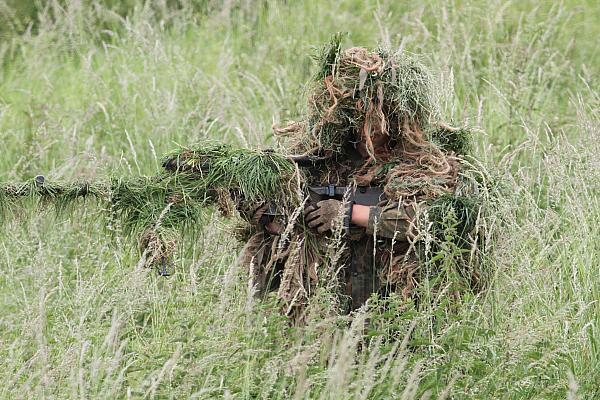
(1, 0), (599, 398)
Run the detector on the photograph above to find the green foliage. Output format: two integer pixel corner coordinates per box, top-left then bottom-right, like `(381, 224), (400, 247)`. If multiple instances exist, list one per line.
(0, 179), (101, 220)
(427, 194), (481, 247)
(430, 126), (473, 155)
(312, 32), (344, 80)
(162, 143), (297, 202)
(422, 195), (484, 297)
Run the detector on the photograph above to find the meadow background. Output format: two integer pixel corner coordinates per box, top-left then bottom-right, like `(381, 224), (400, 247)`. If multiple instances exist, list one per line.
(1, 0), (599, 398)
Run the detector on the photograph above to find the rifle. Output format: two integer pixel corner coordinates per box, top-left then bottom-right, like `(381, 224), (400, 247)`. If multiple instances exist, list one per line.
(0, 144), (296, 269)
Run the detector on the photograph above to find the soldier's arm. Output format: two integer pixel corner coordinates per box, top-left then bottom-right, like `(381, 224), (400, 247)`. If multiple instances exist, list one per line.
(352, 202), (415, 240)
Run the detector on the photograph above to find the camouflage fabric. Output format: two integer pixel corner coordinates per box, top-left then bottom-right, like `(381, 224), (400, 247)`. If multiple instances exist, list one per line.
(367, 201), (416, 239)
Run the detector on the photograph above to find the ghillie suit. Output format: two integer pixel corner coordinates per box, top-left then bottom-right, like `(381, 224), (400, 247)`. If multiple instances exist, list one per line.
(240, 43), (490, 318)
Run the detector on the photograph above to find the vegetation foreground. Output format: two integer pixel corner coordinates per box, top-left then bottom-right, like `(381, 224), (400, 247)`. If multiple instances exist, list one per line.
(1, 1), (599, 398)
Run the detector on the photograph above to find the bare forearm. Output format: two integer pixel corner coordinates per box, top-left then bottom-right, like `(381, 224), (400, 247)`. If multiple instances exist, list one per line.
(350, 204), (370, 228)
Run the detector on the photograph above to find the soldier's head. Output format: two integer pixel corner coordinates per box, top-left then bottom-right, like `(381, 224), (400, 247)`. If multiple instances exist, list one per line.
(277, 46), (438, 161)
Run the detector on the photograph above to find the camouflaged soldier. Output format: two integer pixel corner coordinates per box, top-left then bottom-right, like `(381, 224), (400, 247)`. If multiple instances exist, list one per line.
(238, 46), (463, 316)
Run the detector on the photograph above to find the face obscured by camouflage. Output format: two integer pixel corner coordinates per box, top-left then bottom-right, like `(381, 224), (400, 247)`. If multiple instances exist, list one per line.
(355, 128), (392, 160)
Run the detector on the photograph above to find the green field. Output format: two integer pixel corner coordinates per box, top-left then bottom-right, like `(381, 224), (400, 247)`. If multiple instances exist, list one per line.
(1, 1), (600, 398)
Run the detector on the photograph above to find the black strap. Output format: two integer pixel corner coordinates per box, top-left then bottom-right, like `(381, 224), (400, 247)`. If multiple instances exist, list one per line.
(308, 185), (386, 206)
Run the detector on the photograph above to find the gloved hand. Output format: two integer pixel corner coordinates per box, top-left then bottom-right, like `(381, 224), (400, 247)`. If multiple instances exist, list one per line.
(247, 202), (269, 225)
(304, 199), (346, 234)
(247, 202), (283, 235)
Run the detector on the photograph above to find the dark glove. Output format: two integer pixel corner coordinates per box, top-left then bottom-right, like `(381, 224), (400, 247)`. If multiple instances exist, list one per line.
(304, 199), (350, 234)
(245, 202), (283, 235)
(243, 202), (269, 225)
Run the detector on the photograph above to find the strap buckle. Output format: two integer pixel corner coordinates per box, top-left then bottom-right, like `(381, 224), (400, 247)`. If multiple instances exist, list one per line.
(327, 184), (335, 197)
